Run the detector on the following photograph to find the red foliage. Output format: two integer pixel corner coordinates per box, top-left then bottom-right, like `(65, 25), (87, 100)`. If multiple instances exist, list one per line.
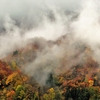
(0, 60), (13, 80)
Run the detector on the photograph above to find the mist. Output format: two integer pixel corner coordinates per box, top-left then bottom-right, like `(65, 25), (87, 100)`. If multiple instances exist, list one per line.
(72, 0), (100, 62)
(0, 0), (83, 58)
(1, 0), (100, 86)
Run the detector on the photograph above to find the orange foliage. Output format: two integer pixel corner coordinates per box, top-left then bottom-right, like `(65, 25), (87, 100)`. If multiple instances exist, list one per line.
(6, 90), (15, 97)
(6, 72), (18, 85)
(0, 60), (13, 82)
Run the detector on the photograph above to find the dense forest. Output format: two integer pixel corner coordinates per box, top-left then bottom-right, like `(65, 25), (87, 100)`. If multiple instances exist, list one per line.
(0, 0), (100, 100)
(0, 39), (100, 100)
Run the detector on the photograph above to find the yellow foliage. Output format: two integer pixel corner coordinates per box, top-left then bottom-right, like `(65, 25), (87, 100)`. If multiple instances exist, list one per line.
(6, 72), (18, 85)
(11, 61), (18, 69)
(43, 88), (55, 100)
(48, 88), (55, 93)
(14, 80), (23, 87)
(43, 94), (49, 100)
(59, 77), (64, 83)
(3, 89), (7, 94)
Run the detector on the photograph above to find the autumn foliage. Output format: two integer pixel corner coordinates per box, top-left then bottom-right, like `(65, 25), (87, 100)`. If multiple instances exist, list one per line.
(1, 41), (100, 100)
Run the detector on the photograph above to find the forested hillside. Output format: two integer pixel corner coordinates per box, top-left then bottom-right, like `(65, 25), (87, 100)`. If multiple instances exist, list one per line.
(1, 39), (100, 100)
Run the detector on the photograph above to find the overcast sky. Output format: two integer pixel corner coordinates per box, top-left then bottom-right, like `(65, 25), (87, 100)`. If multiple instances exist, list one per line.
(0, 0), (83, 18)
